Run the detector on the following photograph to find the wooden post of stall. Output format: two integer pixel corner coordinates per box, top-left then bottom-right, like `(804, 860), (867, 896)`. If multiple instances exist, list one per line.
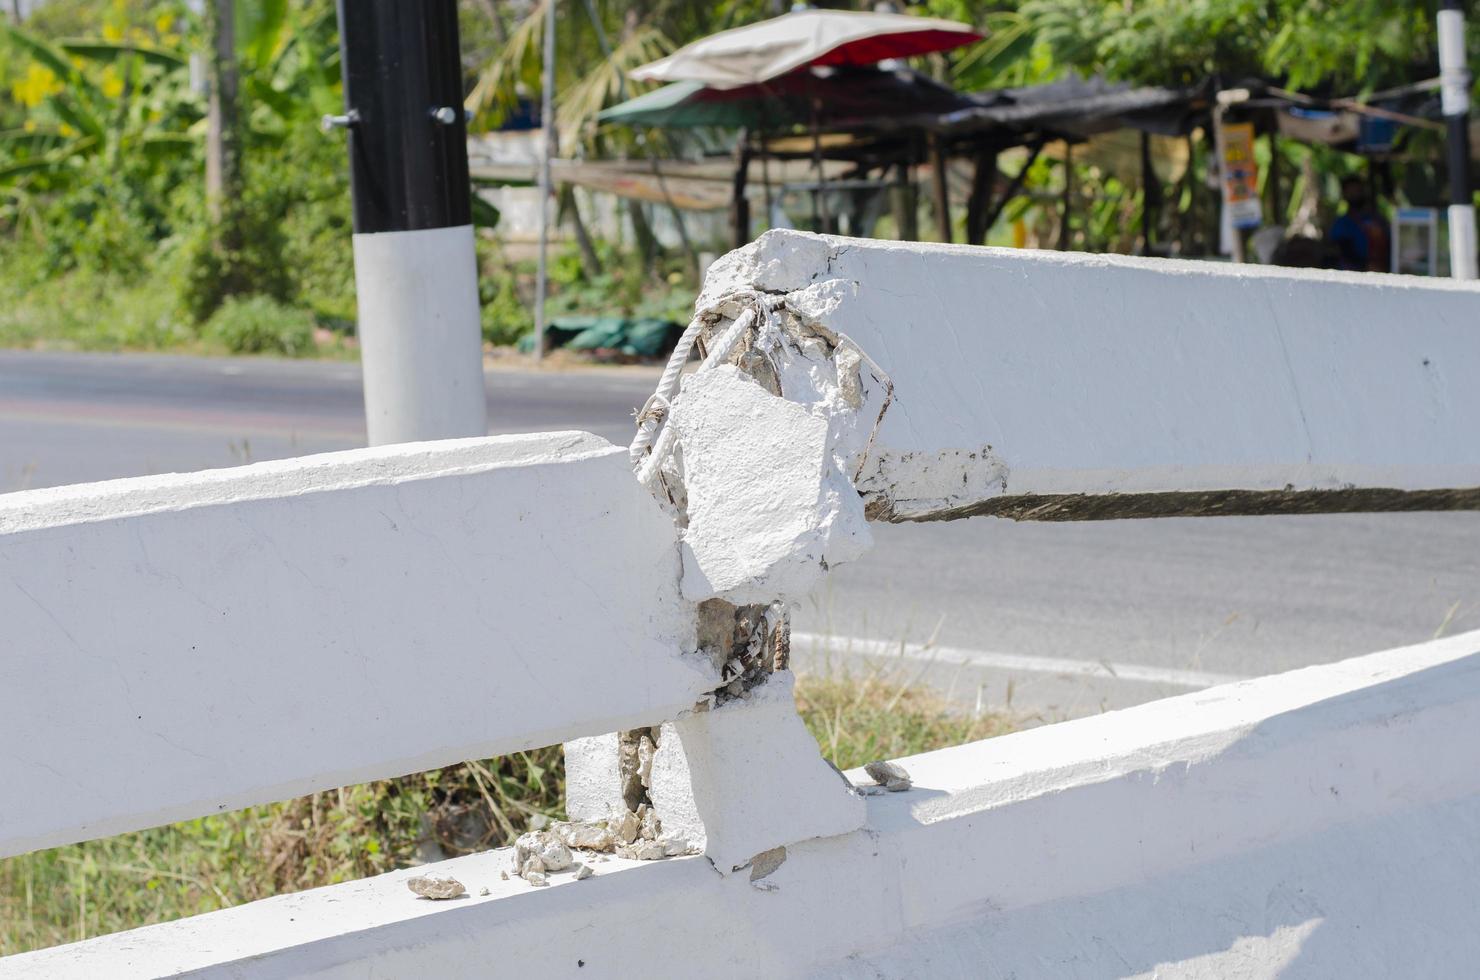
(809, 92), (831, 234)
(1266, 132), (1283, 227)
(965, 149), (998, 246)
(892, 158), (918, 241)
(930, 132), (951, 243)
(1057, 141), (1073, 250)
(732, 128), (752, 249)
(1140, 130), (1160, 251)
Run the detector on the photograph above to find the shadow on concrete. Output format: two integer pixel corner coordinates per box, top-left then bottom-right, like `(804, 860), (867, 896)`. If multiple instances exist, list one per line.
(835, 648), (1480, 978)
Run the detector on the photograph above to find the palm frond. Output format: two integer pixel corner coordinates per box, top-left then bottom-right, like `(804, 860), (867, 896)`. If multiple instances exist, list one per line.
(466, 0), (547, 129)
(555, 24), (671, 151)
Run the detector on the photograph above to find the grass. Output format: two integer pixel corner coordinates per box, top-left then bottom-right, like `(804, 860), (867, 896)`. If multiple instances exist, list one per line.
(795, 667), (1016, 770)
(0, 669), (1013, 956)
(0, 265), (358, 359)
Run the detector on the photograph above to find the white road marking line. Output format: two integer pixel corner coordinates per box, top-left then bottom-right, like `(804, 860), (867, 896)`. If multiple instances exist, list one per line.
(790, 632), (1250, 690)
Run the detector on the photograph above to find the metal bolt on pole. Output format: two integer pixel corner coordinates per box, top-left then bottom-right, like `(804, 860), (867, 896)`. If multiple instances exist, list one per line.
(332, 0), (488, 445)
(533, 0), (557, 362)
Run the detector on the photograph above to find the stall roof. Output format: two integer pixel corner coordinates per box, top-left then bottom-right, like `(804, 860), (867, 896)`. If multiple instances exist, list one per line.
(598, 66), (974, 131)
(937, 76), (1203, 138)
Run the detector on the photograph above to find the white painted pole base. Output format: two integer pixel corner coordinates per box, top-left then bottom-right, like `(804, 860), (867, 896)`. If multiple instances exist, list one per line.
(353, 224), (489, 445)
(1449, 204), (1478, 281)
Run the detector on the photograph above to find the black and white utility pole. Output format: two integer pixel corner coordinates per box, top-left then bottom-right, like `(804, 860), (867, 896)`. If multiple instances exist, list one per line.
(1439, 0), (1477, 280)
(329, 1), (488, 445)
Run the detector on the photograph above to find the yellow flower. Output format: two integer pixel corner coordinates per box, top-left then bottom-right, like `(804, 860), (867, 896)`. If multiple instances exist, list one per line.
(155, 13), (175, 35)
(101, 65), (125, 100)
(58, 122), (79, 138)
(102, 23), (124, 42)
(11, 63), (63, 108)
(22, 119), (37, 133)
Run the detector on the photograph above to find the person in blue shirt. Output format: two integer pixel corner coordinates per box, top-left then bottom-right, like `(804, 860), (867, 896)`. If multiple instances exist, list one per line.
(1329, 176), (1390, 272)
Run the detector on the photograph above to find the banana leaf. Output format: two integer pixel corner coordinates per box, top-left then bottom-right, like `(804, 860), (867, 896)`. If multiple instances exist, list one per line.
(59, 39), (187, 69)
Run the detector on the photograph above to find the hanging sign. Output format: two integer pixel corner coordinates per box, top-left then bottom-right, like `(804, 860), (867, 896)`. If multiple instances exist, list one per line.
(1392, 206), (1440, 276)
(1220, 122), (1263, 229)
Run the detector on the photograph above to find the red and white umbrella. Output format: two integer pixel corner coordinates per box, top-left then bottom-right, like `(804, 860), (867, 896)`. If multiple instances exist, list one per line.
(630, 9), (982, 90)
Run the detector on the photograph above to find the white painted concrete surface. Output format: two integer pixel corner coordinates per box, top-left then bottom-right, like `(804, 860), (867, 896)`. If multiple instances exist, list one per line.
(564, 679), (866, 875)
(654, 673), (864, 873)
(672, 364), (871, 603)
(0, 432), (713, 857)
(12, 629), (1477, 978)
(9, 233), (1480, 975)
(701, 231), (1480, 519)
(353, 224), (488, 445)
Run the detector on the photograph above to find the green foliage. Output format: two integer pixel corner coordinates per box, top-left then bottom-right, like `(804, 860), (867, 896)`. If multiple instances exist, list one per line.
(177, 207), (294, 323)
(0, 13), (199, 234)
(1, 0), (349, 336)
(2, 0), (1475, 357)
(0, 748), (563, 955)
(480, 273), (533, 347)
(1015, 0), (1451, 92)
(202, 293), (314, 356)
(0, 247), (193, 351)
(546, 238), (695, 323)
(270, 139), (356, 322)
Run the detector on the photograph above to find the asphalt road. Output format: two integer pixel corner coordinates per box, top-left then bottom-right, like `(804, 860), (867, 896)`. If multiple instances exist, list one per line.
(4, 349), (1477, 720)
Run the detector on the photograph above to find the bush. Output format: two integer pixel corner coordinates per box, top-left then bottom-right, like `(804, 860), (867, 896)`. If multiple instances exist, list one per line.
(176, 200), (297, 326)
(0, 241), (193, 353)
(479, 274), (533, 347)
(203, 295), (316, 357)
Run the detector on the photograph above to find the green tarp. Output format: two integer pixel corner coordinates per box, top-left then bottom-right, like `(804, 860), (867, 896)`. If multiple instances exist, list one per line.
(518, 316), (683, 357)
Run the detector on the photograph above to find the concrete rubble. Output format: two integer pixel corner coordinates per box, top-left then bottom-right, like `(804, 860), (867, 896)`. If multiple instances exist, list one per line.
(405, 873), (466, 900)
(609, 808), (640, 845)
(864, 760), (912, 793)
(514, 829), (573, 876)
(555, 820), (615, 852)
(511, 812), (697, 886)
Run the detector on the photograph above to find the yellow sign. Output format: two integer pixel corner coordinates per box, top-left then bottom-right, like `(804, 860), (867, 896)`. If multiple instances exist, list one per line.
(1221, 122), (1263, 229)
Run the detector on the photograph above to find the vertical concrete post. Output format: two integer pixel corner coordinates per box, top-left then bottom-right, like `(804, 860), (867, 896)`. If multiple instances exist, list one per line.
(1439, 0), (1477, 280)
(334, 0), (488, 445)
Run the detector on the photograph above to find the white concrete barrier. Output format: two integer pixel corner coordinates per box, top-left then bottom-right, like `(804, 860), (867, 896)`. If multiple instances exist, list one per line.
(0, 433), (712, 857)
(6, 234), (1479, 976)
(699, 231), (1480, 521)
(10, 629), (1476, 978)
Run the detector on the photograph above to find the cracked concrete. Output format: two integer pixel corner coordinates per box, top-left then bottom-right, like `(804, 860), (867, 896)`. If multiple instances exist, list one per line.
(569, 228), (1480, 876)
(703, 229), (1480, 522)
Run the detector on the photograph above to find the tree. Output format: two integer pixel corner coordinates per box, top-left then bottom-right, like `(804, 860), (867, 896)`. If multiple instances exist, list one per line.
(1016, 0), (1453, 94)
